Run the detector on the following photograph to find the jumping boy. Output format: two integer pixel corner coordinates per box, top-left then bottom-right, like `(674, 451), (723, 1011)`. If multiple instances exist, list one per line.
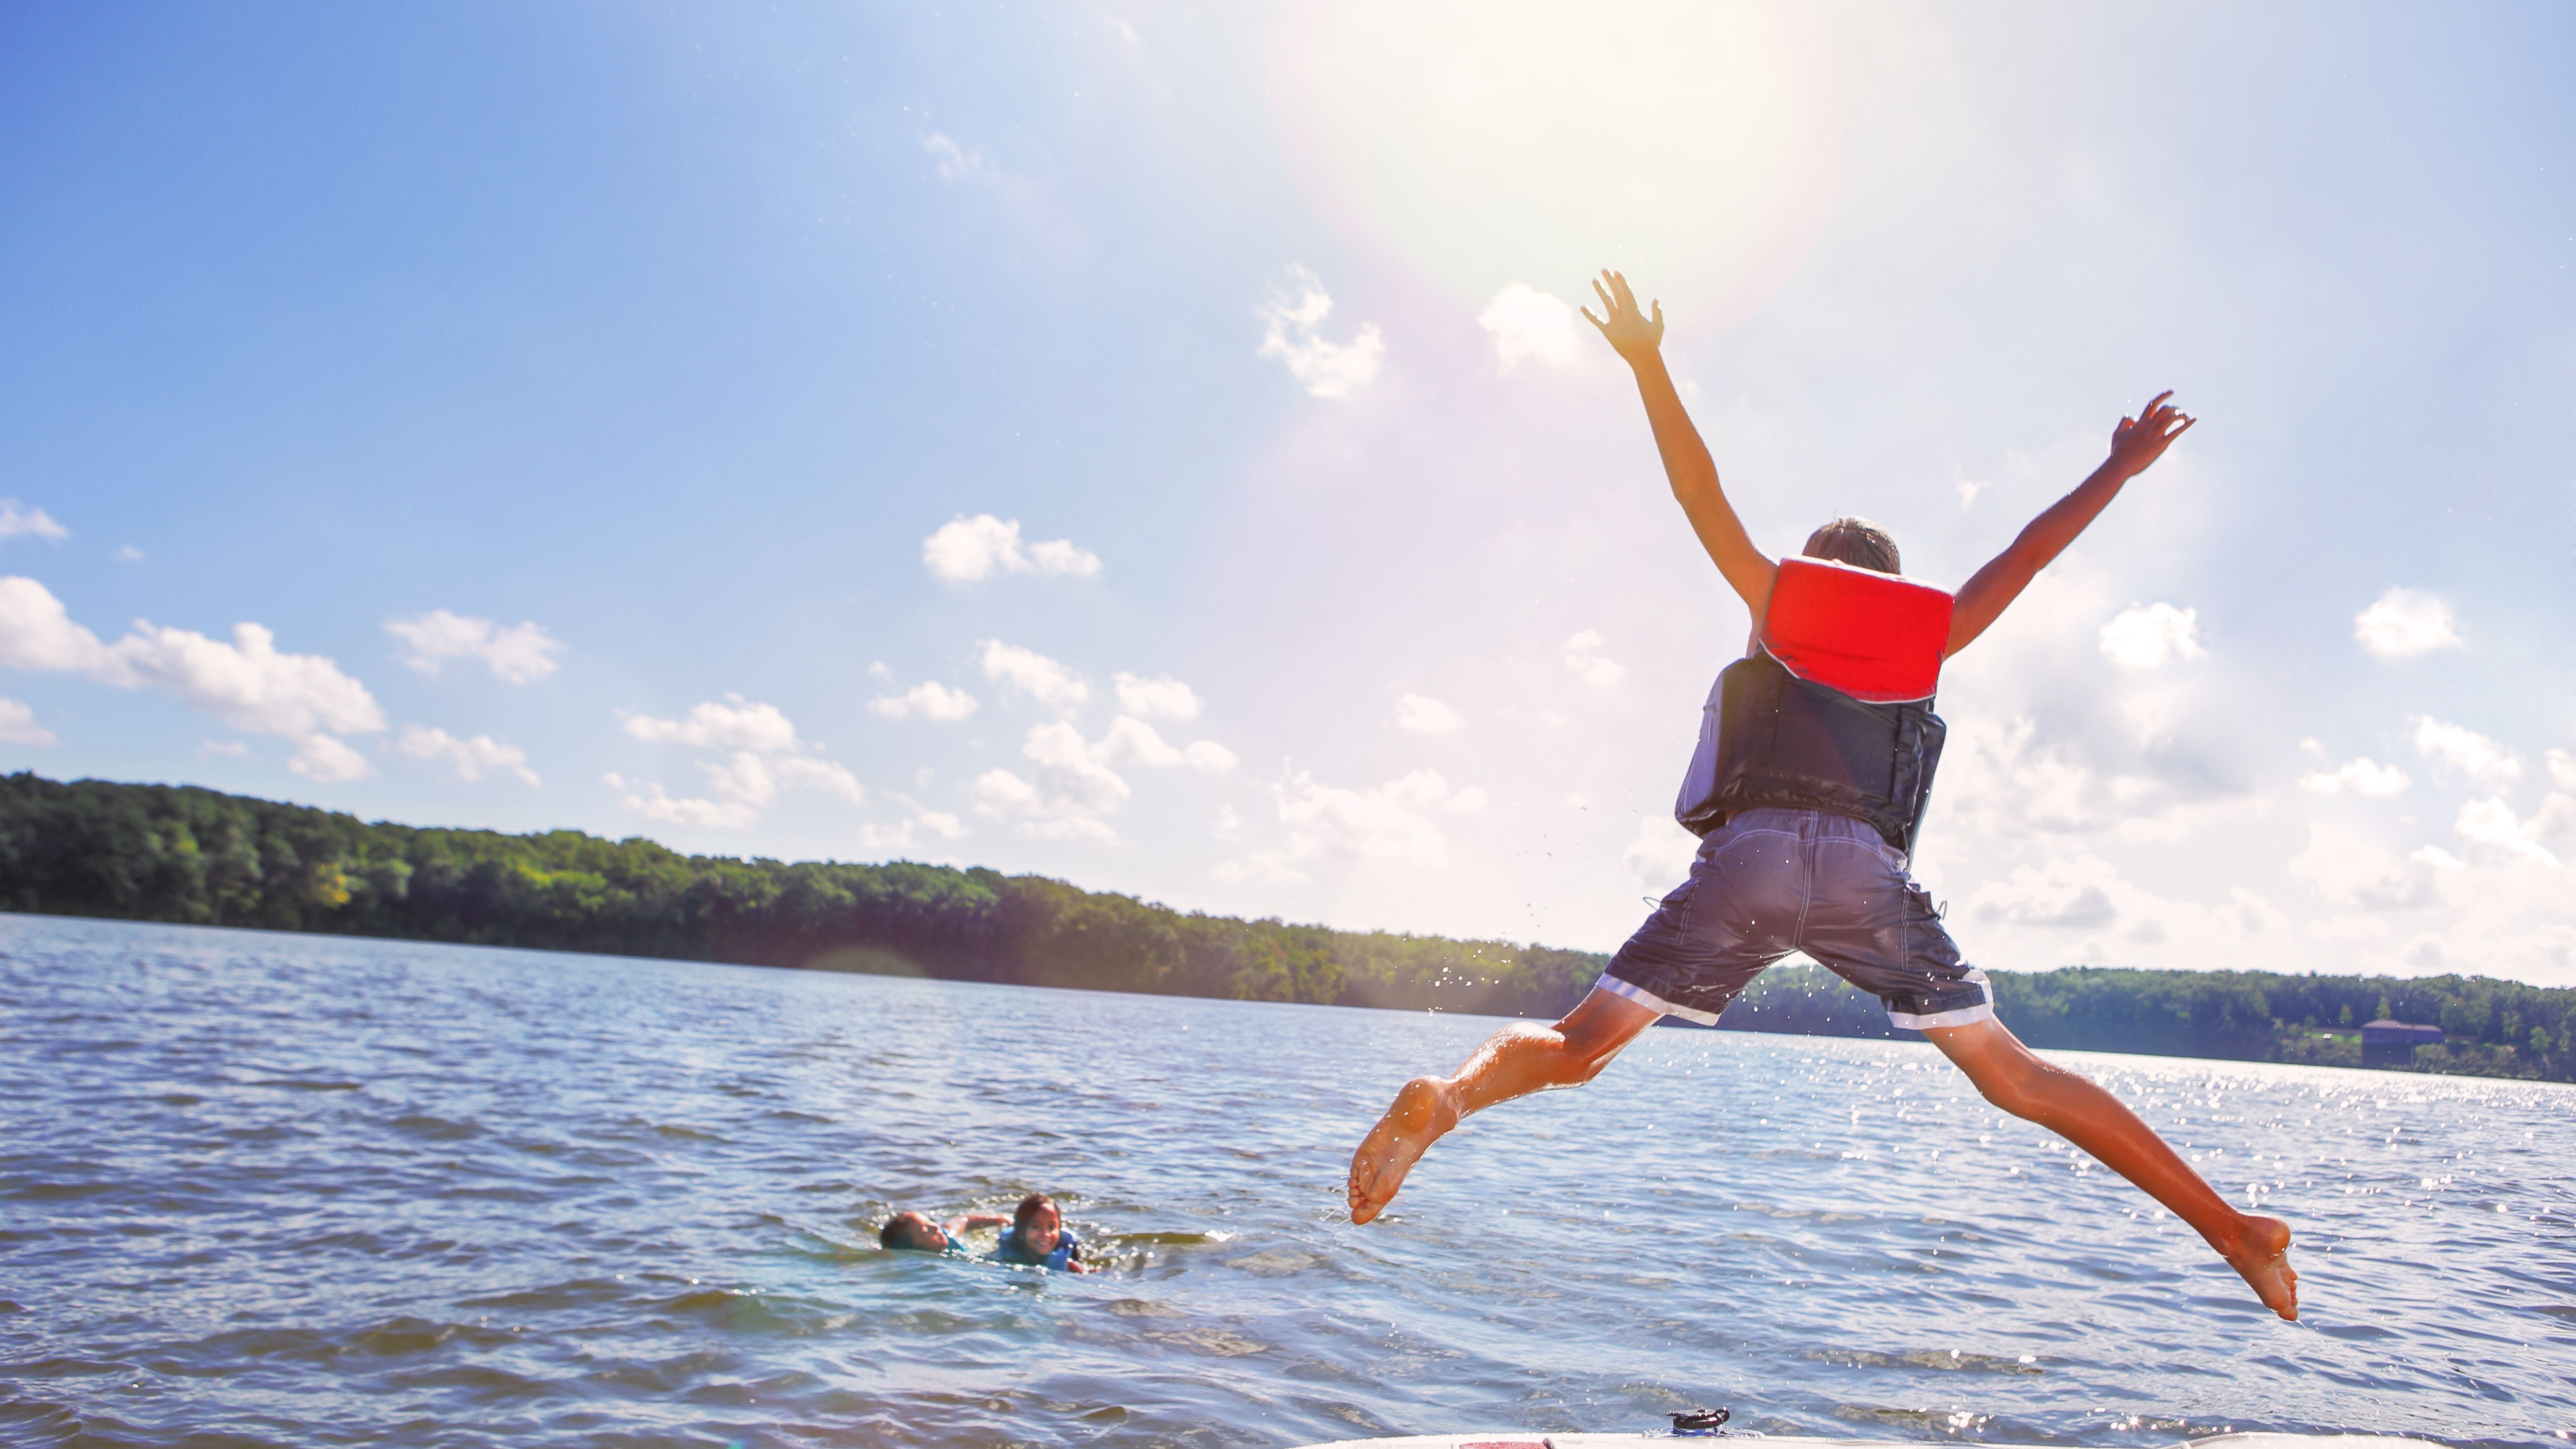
(1345, 271), (2298, 1322)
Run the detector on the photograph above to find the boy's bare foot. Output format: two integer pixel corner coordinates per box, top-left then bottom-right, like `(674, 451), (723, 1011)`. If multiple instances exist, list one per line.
(1347, 1076), (1460, 1224)
(2220, 1213), (2299, 1320)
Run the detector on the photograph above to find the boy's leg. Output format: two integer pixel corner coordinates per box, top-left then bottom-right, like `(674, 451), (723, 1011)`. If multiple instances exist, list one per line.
(1348, 811), (1801, 1225)
(1347, 986), (1660, 1224)
(1787, 815), (2298, 1320)
(1924, 1017), (2298, 1321)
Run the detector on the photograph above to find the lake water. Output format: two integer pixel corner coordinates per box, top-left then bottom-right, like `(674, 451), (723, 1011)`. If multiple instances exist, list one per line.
(2, 915), (2571, 1449)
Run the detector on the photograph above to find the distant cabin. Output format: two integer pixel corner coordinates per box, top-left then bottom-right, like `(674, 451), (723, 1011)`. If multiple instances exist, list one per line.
(2361, 1018), (2445, 1069)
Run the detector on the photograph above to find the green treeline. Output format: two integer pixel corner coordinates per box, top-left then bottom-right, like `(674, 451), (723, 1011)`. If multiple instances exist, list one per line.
(0, 773), (1598, 1013)
(3, 772), (2571, 1084)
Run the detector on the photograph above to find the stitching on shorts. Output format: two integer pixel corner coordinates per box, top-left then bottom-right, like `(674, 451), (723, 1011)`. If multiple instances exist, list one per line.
(1787, 817), (1818, 945)
(1705, 822), (1799, 941)
(1897, 871), (1913, 990)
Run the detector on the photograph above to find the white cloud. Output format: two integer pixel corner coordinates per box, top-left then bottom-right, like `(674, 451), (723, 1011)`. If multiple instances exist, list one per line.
(0, 697), (55, 746)
(2355, 587), (2461, 658)
(2455, 797), (2559, 866)
(1269, 768), (1480, 867)
(1212, 852), (1306, 886)
(2532, 792), (2576, 846)
(977, 640), (1090, 712)
(971, 767), (1042, 814)
(2548, 748), (2576, 792)
(1223, 770), (1484, 883)
(1093, 715), (1235, 774)
(1563, 631), (1626, 688)
(1257, 265), (1384, 398)
(1394, 692), (1463, 734)
(1960, 852), (2292, 959)
(697, 751), (779, 810)
(974, 720), (1137, 842)
(869, 681), (979, 721)
(398, 725), (541, 786)
(115, 545), (144, 562)
(289, 733), (373, 783)
(111, 620), (386, 741)
(2299, 755), (2410, 797)
(1974, 871), (2120, 929)
(0, 501), (67, 542)
(0, 576), (113, 673)
(775, 755), (867, 805)
(1623, 816), (1700, 890)
(606, 772), (757, 830)
(199, 740), (248, 758)
(2288, 823), (2455, 911)
(624, 696), (800, 752)
(617, 750), (862, 824)
(2097, 602), (2206, 670)
(614, 695), (861, 826)
(1113, 672), (1202, 720)
(385, 610), (564, 684)
(973, 751), (1121, 844)
(857, 809), (970, 856)
(1928, 713), (2258, 844)
(2410, 716), (2519, 785)
(922, 515), (1103, 583)
(0, 590), (394, 784)
(1478, 284), (1581, 370)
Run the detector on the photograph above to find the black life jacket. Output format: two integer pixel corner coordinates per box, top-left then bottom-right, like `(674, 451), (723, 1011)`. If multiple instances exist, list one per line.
(1674, 557), (1955, 855)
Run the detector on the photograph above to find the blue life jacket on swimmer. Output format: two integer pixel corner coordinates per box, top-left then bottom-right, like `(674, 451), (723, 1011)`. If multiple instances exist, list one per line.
(1674, 556), (1956, 856)
(994, 1225), (1083, 1271)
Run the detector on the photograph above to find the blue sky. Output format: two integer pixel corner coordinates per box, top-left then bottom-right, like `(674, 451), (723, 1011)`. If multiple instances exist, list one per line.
(3, 2), (2571, 984)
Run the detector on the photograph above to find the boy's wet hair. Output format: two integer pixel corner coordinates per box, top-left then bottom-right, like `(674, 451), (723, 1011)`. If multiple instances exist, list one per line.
(1013, 1192), (1057, 1232)
(879, 1212), (935, 1251)
(1803, 517), (1900, 575)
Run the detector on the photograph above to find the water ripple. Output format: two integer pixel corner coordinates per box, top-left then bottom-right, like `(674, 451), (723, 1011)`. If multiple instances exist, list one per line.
(2, 915), (2570, 1447)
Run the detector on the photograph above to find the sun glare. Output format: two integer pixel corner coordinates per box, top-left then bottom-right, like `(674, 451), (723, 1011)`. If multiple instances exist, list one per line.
(1270, 0), (1843, 321)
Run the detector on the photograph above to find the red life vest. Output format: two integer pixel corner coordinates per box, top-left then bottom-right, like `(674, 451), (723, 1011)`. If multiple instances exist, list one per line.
(1759, 555), (1953, 703)
(1674, 558), (1957, 852)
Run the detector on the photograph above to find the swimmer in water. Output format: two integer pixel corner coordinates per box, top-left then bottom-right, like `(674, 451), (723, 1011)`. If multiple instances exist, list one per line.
(878, 1210), (1004, 1256)
(990, 1192), (1090, 1273)
(1347, 271), (2297, 1322)
(879, 1194), (1093, 1272)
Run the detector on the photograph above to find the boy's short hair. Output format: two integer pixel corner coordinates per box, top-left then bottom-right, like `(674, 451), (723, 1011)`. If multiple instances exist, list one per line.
(880, 1212), (937, 1251)
(1014, 1192), (1057, 1231)
(1803, 517), (1900, 575)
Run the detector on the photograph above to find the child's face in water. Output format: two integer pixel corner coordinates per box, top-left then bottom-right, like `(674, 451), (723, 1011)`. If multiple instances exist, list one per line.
(888, 1212), (950, 1252)
(1017, 1203), (1062, 1255)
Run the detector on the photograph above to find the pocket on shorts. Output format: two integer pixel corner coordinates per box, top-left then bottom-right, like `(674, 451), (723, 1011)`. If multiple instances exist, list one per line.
(1899, 883), (1966, 979)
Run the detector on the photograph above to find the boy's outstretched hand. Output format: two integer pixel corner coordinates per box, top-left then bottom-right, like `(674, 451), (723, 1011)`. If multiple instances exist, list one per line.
(1581, 270), (1664, 364)
(2107, 390), (2195, 477)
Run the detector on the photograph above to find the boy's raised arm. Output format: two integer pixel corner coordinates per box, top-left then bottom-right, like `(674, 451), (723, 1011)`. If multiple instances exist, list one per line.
(1945, 391), (2195, 658)
(1584, 271), (1777, 617)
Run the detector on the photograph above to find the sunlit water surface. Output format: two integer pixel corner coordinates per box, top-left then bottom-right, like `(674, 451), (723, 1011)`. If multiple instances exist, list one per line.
(3, 916), (2571, 1448)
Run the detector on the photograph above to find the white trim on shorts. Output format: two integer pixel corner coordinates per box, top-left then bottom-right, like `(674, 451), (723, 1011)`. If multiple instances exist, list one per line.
(1599, 966), (1996, 1033)
(1884, 967), (1996, 1031)
(1593, 971), (1724, 1027)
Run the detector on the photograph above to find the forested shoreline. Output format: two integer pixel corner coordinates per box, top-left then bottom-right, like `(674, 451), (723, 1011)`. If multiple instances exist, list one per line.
(3, 772), (2570, 1083)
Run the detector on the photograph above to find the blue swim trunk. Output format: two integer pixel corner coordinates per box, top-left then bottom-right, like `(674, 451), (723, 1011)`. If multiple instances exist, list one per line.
(1600, 807), (1994, 1030)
